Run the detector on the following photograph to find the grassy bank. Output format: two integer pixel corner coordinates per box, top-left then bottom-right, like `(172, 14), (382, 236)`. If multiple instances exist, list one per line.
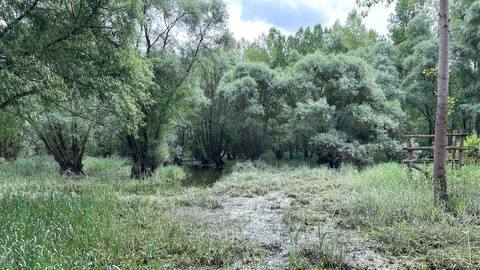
(0, 157), (479, 269)
(0, 156), (258, 269)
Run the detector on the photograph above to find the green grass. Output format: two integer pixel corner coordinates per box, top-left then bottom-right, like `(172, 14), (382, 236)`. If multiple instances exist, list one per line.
(1, 157), (479, 269)
(209, 162), (480, 269)
(316, 164), (480, 269)
(0, 156), (257, 269)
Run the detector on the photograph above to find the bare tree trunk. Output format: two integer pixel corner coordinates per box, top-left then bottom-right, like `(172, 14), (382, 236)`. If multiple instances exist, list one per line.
(433, 0), (449, 203)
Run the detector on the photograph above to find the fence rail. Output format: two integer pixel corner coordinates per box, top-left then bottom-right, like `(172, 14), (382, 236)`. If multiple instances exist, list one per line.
(403, 130), (467, 176)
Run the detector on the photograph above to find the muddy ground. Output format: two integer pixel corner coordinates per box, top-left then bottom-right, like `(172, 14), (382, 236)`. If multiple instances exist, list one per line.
(172, 190), (405, 269)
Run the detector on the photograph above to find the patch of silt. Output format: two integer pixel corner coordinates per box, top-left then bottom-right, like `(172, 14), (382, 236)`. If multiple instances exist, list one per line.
(223, 193), (293, 269)
(169, 192), (404, 269)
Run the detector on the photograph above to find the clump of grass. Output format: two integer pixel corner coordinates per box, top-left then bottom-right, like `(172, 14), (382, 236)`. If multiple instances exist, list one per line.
(174, 189), (223, 209)
(212, 169), (286, 196)
(83, 156), (130, 179)
(288, 229), (348, 269)
(0, 155), (59, 178)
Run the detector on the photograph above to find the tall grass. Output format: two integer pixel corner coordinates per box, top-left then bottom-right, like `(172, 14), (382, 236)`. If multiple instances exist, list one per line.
(212, 162), (480, 269)
(0, 191), (119, 269)
(319, 163), (480, 269)
(0, 156), (257, 269)
(2, 156), (479, 269)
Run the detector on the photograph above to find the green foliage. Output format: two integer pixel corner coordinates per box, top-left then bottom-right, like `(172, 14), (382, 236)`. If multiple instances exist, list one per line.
(342, 10), (378, 51)
(402, 37), (438, 133)
(388, 0), (430, 45)
(464, 133), (480, 160)
(288, 52), (404, 166)
(0, 111), (23, 159)
(219, 61), (280, 160)
(451, 0), (480, 131)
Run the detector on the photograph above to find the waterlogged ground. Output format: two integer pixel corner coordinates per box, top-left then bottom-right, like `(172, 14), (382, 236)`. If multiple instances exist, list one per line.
(170, 168), (404, 269)
(1, 157), (480, 269)
(174, 193), (400, 269)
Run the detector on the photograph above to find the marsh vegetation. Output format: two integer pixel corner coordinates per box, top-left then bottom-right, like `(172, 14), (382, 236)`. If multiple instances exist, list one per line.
(1, 157), (479, 269)
(2, 0), (480, 268)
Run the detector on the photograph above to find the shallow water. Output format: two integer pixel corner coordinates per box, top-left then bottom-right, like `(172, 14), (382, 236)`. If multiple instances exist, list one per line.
(182, 165), (227, 187)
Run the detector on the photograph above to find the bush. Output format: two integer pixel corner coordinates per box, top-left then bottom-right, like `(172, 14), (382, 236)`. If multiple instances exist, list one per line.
(464, 133), (480, 162)
(310, 131), (376, 167)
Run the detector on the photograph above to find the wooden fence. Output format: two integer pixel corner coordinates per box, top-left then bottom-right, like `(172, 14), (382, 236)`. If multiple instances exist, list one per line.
(403, 131), (468, 176)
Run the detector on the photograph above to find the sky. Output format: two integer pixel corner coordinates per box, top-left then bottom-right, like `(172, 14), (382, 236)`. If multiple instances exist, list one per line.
(224, 0), (395, 41)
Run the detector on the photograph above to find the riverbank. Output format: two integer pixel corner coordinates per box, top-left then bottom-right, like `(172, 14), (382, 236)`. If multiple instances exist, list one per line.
(1, 157), (479, 269)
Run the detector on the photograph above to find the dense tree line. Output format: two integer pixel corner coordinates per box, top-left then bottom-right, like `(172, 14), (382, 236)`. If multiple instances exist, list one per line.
(1, 0), (479, 178)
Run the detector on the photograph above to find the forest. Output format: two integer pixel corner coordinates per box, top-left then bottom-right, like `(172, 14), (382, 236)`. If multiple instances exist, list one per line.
(1, 0), (480, 269)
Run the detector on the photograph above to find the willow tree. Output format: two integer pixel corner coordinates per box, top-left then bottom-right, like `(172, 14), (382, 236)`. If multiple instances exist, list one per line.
(1, 0), (151, 175)
(125, 0), (228, 178)
(288, 53), (404, 167)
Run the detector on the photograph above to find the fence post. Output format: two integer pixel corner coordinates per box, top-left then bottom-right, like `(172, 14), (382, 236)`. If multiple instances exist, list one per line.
(459, 132), (464, 166)
(452, 130), (457, 165)
(407, 136), (413, 178)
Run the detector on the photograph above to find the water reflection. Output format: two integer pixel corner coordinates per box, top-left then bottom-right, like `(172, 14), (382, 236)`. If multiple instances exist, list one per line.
(182, 165), (227, 187)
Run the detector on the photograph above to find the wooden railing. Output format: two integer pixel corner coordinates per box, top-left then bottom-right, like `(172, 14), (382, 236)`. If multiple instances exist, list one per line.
(403, 131), (468, 176)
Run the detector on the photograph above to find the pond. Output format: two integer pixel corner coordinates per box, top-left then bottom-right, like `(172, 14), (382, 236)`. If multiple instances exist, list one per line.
(181, 165), (228, 187)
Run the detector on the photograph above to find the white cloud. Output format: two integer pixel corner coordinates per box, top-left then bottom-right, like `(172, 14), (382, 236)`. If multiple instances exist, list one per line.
(363, 4), (396, 37)
(224, 0), (395, 41)
(226, 1), (278, 41)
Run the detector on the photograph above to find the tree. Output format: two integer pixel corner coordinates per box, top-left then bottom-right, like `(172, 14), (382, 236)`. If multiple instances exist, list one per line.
(402, 38), (439, 134)
(0, 0), (144, 110)
(388, 0), (429, 45)
(451, 0), (480, 132)
(187, 51), (236, 167)
(219, 62), (279, 160)
(325, 21), (349, 54)
(266, 28), (287, 68)
(342, 10), (378, 50)
(433, 0), (450, 203)
(288, 53), (404, 167)
(0, 111), (24, 160)
(1, 0), (152, 175)
(124, 0), (228, 178)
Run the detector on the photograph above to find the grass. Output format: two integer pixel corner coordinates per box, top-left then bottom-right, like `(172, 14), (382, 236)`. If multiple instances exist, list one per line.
(0, 156), (258, 269)
(209, 162), (480, 269)
(1, 156), (479, 269)
(288, 229), (348, 270)
(315, 163), (480, 269)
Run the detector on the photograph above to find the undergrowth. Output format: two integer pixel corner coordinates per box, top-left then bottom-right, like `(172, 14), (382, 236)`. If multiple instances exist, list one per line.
(1, 157), (479, 269)
(0, 156), (257, 269)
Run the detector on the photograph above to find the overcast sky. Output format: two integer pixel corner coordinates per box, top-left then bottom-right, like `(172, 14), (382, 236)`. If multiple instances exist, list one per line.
(224, 0), (395, 41)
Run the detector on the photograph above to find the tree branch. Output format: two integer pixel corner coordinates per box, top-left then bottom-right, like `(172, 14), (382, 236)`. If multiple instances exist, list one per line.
(0, 0), (41, 38)
(0, 89), (38, 110)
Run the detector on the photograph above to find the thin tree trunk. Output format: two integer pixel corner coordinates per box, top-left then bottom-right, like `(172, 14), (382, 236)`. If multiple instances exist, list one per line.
(433, 0), (449, 203)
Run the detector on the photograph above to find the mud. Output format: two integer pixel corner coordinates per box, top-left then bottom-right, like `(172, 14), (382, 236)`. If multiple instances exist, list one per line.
(172, 191), (404, 269)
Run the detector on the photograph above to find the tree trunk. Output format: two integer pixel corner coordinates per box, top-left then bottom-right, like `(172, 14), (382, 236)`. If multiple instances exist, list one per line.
(433, 0), (449, 204)
(131, 158), (157, 179)
(273, 148), (284, 160)
(126, 133), (158, 179)
(36, 118), (91, 177)
(211, 154), (224, 169)
(57, 158), (84, 175)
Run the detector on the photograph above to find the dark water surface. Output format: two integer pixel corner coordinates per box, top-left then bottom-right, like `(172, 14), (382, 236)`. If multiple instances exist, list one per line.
(182, 165), (228, 187)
